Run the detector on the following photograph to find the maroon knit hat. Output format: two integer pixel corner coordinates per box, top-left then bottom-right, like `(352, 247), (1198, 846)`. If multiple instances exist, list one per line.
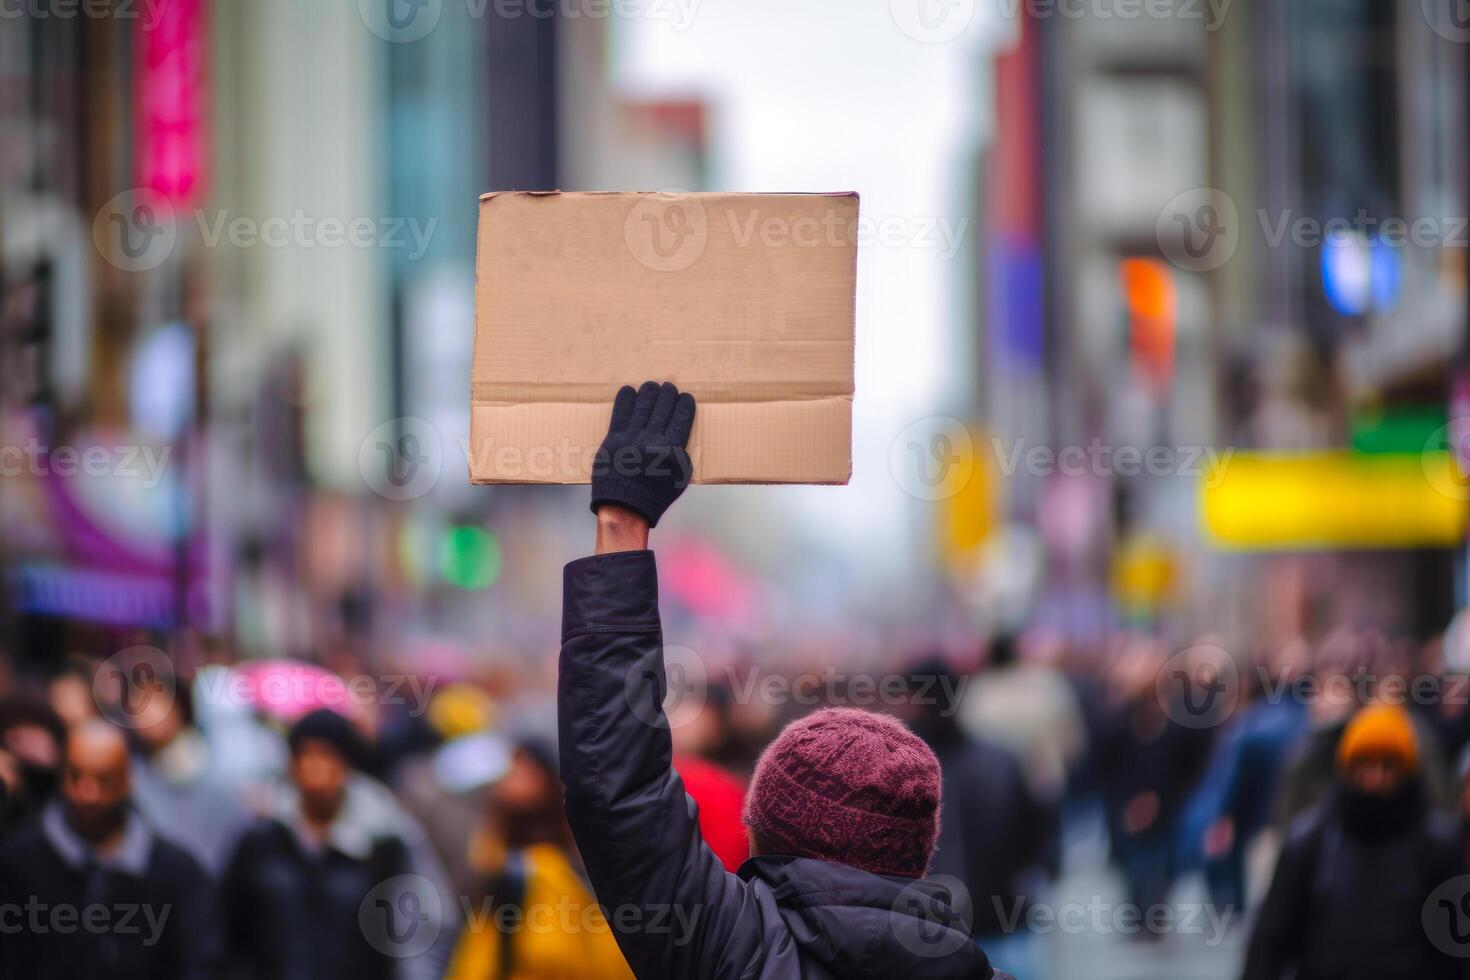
(742, 707), (941, 878)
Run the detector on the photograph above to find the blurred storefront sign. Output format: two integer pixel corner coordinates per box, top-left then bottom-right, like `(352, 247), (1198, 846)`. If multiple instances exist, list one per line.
(10, 564), (177, 628)
(0, 409), (202, 629)
(136, 0), (209, 208)
(1109, 534), (1179, 622)
(1350, 405), (1447, 456)
(938, 423), (996, 570)
(1201, 451), (1468, 549)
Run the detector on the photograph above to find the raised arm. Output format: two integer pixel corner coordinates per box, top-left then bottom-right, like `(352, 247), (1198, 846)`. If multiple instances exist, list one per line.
(558, 383), (761, 979)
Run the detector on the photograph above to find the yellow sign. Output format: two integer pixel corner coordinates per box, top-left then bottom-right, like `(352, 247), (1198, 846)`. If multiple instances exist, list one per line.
(939, 425), (996, 567)
(1201, 451), (1467, 549)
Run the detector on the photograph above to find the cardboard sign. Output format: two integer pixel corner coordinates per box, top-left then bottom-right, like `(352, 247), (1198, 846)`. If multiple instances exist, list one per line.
(470, 191), (857, 484)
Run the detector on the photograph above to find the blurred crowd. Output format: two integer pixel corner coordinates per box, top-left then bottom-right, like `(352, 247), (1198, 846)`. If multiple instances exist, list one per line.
(3, 621), (1470, 978)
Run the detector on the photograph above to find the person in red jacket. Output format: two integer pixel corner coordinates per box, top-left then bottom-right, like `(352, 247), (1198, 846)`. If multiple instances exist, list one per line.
(672, 754), (748, 872)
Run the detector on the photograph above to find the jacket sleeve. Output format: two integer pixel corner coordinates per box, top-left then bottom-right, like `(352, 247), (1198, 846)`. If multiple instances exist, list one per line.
(559, 550), (763, 979)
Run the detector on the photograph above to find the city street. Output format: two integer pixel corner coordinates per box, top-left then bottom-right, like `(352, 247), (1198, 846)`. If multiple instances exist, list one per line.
(4, 1), (1468, 978)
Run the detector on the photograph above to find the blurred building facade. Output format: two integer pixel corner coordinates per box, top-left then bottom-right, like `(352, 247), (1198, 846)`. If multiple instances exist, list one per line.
(977, 0), (1468, 645)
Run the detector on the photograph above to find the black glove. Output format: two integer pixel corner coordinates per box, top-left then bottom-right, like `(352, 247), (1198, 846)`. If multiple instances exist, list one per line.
(590, 381), (696, 527)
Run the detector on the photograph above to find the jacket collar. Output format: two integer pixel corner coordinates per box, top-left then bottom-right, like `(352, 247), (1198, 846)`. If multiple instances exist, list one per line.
(269, 773), (404, 860)
(738, 855), (994, 978)
(42, 801), (153, 877)
(739, 854), (928, 895)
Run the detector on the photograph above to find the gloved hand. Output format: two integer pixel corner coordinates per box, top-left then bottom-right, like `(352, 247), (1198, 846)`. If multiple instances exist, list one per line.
(590, 381), (696, 528)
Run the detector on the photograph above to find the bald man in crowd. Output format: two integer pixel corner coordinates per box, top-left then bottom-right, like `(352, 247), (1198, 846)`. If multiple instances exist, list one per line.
(0, 719), (221, 980)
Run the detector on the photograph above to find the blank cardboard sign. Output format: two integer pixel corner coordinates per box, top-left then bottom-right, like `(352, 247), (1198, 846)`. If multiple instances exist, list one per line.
(470, 191), (857, 485)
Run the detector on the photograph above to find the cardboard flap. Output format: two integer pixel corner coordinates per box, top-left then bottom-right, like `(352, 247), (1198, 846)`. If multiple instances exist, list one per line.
(470, 191), (858, 485)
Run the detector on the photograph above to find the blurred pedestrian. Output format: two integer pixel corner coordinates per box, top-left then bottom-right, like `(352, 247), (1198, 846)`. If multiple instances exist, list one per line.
(907, 658), (1050, 978)
(0, 719), (221, 979)
(959, 631), (1086, 805)
(1276, 632), (1452, 826)
(1178, 641), (1310, 910)
(556, 382), (1006, 979)
(47, 661), (100, 730)
(129, 678), (253, 875)
(1242, 704), (1468, 980)
(1098, 640), (1214, 916)
(221, 708), (455, 980)
(0, 695), (66, 829)
(448, 736), (632, 979)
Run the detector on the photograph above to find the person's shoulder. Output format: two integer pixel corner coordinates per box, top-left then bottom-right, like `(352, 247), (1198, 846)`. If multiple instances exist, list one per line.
(0, 816), (48, 864)
(148, 833), (210, 882)
(222, 815), (292, 863)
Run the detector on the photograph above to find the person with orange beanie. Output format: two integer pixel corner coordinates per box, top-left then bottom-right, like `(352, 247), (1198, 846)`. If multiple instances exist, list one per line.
(1243, 704), (1469, 980)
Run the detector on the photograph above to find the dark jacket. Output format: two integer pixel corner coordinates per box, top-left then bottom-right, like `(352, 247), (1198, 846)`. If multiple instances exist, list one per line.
(1242, 783), (1470, 980)
(559, 550), (1004, 979)
(221, 815), (411, 980)
(0, 803), (220, 980)
(920, 719), (1049, 937)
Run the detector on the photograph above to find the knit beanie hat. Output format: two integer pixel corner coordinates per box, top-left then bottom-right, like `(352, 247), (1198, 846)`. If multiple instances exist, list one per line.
(742, 707), (941, 879)
(1337, 703), (1419, 773)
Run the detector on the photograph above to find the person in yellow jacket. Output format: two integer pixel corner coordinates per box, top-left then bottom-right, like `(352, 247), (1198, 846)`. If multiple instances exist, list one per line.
(448, 738), (633, 980)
